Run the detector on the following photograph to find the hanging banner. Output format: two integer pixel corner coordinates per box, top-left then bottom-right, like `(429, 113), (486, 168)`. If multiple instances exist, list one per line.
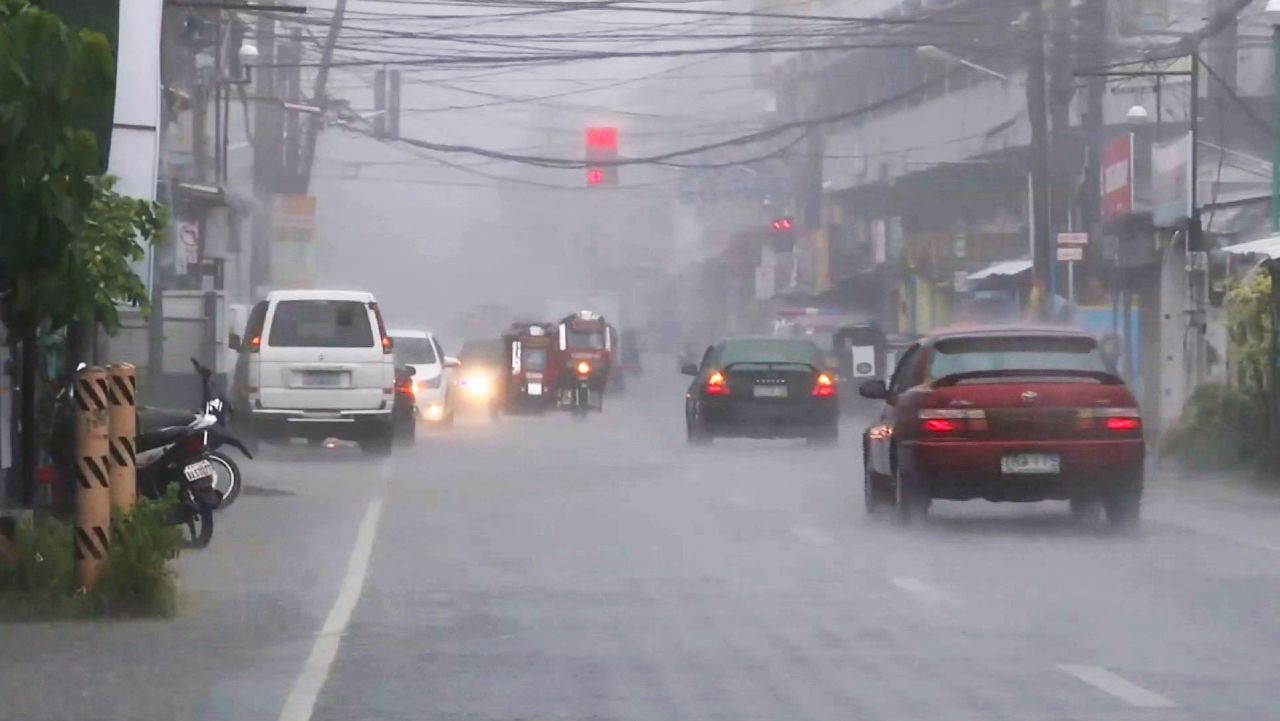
(1100, 135), (1133, 219)
(1152, 132), (1193, 227)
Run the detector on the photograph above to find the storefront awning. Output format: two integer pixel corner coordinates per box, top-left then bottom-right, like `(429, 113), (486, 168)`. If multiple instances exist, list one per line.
(1221, 234), (1280, 260)
(969, 259), (1032, 281)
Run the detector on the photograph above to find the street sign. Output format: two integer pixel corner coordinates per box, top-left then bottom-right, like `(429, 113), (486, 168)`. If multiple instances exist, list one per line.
(1057, 246), (1083, 262)
(1057, 232), (1088, 245)
(176, 220), (200, 275)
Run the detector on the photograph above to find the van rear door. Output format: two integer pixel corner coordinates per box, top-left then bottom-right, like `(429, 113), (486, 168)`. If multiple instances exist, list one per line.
(259, 299), (390, 410)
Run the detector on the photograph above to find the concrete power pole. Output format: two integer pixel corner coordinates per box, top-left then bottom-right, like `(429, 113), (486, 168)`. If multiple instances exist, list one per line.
(1027, 0), (1053, 312)
(250, 9), (279, 297)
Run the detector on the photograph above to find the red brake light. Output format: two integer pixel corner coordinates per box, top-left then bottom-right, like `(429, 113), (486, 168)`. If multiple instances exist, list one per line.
(1105, 417), (1141, 431)
(705, 370), (730, 396)
(396, 377), (415, 398)
(921, 418), (959, 433)
(812, 372), (836, 398)
(250, 335), (261, 352)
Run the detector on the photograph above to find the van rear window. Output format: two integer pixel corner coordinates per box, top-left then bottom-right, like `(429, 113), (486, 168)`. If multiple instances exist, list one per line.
(929, 335), (1107, 379)
(268, 300), (374, 348)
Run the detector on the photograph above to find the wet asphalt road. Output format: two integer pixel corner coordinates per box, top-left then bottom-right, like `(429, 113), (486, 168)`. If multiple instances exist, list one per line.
(4, 368), (1280, 721)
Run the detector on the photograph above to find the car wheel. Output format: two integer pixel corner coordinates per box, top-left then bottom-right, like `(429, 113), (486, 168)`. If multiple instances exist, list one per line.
(686, 409), (711, 446)
(894, 466), (929, 525)
(1104, 474), (1142, 530)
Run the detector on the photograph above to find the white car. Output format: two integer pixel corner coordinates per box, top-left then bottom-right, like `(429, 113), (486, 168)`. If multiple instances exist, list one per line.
(389, 329), (458, 426)
(231, 289), (396, 455)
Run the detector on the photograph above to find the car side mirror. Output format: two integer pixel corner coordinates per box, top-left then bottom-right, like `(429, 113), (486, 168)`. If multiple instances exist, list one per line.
(859, 379), (890, 400)
(680, 362), (699, 376)
(228, 333), (241, 351)
(444, 356), (461, 369)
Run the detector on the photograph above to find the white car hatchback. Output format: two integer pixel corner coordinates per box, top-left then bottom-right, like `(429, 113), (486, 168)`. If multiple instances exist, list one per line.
(231, 289), (396, 455)
(389, 329), (458, 425)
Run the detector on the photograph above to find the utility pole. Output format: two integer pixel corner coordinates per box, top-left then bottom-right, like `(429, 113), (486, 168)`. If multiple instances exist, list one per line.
(1026, 0), (1053, 314)
(297, 0), (347, 192)
(250, 7), (278, 297)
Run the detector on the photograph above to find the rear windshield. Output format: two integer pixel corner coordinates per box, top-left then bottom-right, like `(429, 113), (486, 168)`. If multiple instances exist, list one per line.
(928, 335), (1108, 379)
(460, 341), (502, 364)
(392, 337), (437, 365)
(568, 328), (606, 349)
(524, 348), (548, 372)
(718, 339), (823, 367)
(268, 300), (374, 348)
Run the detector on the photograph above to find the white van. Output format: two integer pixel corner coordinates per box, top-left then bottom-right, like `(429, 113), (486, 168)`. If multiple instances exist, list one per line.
(231, 289), (396, 454)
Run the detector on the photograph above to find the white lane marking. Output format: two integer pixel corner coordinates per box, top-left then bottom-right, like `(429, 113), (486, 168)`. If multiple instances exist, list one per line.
(278, 499), (385, 721)
(1057, 664), (1176, 709)
(790, 524), (835, 546)
(890, 576), (959, 605)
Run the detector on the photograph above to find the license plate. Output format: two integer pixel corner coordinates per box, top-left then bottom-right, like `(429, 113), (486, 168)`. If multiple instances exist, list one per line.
(527, 382), (542, 396)
(301, 371), (342, 387)
(184, 460), (214, 482)
(753, 385), (787, 398)
(1001, 453), (1061, 475)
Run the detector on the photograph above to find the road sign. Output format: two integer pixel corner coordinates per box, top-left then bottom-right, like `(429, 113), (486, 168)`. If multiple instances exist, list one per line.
(1057, 246), (1084, 262)
(1057, 232), (1088, 245)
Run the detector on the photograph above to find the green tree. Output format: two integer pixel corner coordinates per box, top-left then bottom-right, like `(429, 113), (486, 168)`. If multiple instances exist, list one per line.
(0, 1), (159, 506)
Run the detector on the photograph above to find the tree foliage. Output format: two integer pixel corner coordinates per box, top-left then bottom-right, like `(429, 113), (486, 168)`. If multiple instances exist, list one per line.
(1225, 270), (1271, 393)
(0, 0), (116, 338)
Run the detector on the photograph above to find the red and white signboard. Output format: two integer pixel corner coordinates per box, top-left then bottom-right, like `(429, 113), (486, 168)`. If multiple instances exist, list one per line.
(1101, 135), (1133, 219)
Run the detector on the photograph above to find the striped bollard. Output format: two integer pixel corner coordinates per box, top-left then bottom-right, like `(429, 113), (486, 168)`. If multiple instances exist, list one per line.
(106, 363), (137, 512)
(74, 366), (111, 590)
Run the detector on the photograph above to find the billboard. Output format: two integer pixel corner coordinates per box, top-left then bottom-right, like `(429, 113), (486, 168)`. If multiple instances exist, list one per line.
(1153, 132), (1193, 227)
(1101, 135), (1133, 219)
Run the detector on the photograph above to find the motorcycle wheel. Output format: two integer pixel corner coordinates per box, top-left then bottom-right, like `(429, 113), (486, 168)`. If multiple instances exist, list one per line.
(182, 505), (214, 549)
(208, 451), (241, 510)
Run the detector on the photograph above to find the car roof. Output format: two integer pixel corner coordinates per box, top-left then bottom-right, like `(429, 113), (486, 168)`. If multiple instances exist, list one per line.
(388, 329), (434, 339)
(922, 324), (1095, 345)
(266, 289), (376, 302)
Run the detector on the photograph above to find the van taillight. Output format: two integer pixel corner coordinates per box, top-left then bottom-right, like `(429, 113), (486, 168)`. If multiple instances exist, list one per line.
(919, 408), (986, 433)
(249, 335), (261, 352)
(382, 335), (393, 354)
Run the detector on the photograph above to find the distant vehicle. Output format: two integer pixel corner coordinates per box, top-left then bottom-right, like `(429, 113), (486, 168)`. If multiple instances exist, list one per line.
(859, 326), (1145, 526)
(500, 322), (556, 413)
(682, 337), (838, 446)
(231, 289), (396, 456)
(455, 339), (504, 416)
(389, 329), (459, 426)
(554, 311), (612, 414)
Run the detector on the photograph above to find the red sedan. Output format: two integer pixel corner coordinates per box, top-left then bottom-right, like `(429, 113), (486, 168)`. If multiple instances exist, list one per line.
(859, 327), (1144, 527)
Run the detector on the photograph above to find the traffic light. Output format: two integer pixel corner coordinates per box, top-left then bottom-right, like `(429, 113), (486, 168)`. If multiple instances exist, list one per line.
(585, 127), (618, 187)
(770, 216), (794, 232)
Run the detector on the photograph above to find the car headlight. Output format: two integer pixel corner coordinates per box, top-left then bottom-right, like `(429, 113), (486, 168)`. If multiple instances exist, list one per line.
(463, 376), (492, 397)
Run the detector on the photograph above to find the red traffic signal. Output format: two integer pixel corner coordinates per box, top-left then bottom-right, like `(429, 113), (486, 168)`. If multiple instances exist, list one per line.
(771, 217), (794, 232)
(586, 127), (618, 150)
(587, 168), (606, 186)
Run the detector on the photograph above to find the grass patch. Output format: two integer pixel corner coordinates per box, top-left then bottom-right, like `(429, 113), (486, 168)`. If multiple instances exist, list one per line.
(1160, 382), (1267, 472)
(0, 495), (183, 620)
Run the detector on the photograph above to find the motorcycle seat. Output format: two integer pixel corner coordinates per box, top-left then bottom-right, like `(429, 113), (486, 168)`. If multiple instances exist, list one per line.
(138, 407), (198, 433)
(136, 426), (192, 453)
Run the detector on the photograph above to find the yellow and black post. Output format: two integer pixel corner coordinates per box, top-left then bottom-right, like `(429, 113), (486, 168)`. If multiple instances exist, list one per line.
(106, 363), (137, 512)
(73, 366), (111, 589)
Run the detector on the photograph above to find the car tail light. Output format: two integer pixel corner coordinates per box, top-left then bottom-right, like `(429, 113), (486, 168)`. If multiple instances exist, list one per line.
(705, 370), (730, 396)
(370, 302), (392, 354)
(180, 433), (206, 456)
(919, 408), (987, 433)
(249, 335), (261, 352)
(396, 376), (415, 398)
(1077, 407), (1142, 432)
(812, 372), (836, 398)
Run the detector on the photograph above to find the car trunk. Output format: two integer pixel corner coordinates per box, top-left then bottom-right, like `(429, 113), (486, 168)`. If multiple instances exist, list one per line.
(927, 379), (1137, 440)
(723, 364), (817, 403)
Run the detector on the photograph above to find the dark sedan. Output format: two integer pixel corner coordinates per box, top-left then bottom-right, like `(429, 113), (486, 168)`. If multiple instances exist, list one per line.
(683, 337), (839, 446)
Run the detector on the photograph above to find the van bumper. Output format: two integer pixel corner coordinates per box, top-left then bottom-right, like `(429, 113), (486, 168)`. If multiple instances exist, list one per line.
(250, 408), (392, 441)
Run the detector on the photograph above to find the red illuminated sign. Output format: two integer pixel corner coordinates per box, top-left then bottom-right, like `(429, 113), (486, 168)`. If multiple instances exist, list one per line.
(585, 127), (618, 149)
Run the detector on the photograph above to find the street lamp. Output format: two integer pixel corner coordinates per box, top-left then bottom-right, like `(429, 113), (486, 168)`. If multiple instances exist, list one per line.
(1267, 0), (1280, 231)
(1125, 104), (1149, 124)
(916, 45), (1010, 82)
